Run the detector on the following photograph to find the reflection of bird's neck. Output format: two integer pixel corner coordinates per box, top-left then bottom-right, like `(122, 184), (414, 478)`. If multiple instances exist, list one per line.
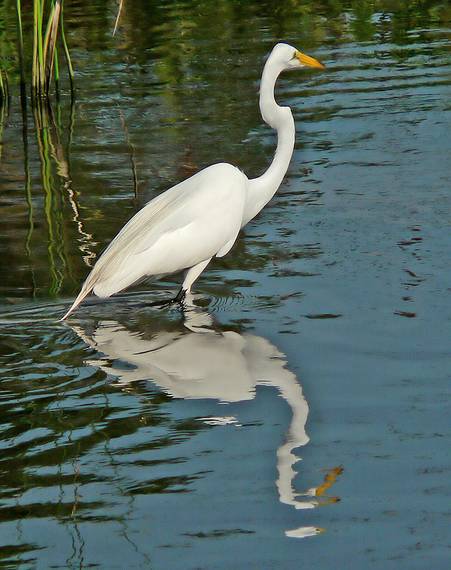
(243, 58), (295, 226)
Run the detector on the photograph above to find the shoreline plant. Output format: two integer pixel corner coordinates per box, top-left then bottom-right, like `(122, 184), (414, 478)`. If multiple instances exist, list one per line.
(13, 0), (74, 101)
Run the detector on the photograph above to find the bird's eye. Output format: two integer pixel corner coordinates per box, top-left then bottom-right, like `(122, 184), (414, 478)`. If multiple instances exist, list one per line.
(291, 51), (297, 60)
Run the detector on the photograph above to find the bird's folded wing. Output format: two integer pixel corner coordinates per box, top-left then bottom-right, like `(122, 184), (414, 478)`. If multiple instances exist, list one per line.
(83, 163), (246, 290)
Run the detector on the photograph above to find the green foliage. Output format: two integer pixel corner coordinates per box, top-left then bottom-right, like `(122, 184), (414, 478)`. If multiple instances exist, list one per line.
(0, 0), (74, 100)
(31, 0), (74, 97)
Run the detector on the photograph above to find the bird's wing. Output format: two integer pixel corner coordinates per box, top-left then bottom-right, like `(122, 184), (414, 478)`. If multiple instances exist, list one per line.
(73, 163), (247, 301)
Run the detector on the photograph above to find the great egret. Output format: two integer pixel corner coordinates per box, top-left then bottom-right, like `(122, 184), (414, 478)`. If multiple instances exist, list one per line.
(61, 43), (324, 320)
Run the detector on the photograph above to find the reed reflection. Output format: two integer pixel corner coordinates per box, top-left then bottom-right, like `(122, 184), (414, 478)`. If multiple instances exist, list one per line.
(70, 295), (342, 537)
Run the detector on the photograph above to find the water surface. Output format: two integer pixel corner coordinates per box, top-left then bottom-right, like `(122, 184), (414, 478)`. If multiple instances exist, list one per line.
(0, 1), (450, 568)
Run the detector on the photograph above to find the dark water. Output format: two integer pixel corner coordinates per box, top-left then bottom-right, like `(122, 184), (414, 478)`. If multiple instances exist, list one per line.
(1, 1), (451, 568)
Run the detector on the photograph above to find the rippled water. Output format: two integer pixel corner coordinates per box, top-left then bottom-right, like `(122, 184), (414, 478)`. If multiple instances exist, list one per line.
(1, 1), (450, 568)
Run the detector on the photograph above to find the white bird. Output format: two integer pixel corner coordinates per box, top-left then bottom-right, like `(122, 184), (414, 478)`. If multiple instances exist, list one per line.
(61, 43), (324, 320)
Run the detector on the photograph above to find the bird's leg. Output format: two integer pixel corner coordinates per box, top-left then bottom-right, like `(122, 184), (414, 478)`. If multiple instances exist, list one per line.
(182, 258), (211, 292)
(174, 287), (186, 303)
(148, 259), (210, 308)
(147, 287), (186, 307)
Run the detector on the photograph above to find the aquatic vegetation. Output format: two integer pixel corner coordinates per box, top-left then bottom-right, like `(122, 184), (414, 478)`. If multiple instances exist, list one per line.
(1, 0), (75, 100)
(0, 69), (8, 108)
(30, 0), (74, 97)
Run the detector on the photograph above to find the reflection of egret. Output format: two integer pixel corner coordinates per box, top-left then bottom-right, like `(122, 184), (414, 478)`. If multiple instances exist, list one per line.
(70, 297), (341, 536)
(61, 43), (324, 319)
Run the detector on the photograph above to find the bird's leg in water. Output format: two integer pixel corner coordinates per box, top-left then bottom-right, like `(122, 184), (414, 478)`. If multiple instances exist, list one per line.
(174, 287), (186, 303)
(147, 259), (210, 308)
(147, 287), (186, 307)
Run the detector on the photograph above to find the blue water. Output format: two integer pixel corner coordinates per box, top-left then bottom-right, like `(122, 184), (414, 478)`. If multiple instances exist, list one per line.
(0, 2), (450, 568)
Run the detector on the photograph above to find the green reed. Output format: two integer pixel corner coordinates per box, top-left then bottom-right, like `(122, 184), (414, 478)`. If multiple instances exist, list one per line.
(15, 0), (26, 92)
(59, 8), (74, 93)
(13, 0), (74, 99)
(0, 85), (8, 161)
(0, 70), (9, 104)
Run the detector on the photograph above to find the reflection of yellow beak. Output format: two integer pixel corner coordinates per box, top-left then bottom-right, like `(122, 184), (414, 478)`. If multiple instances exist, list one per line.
(295, 50), (325, 69)
(315, 465), (344, 496)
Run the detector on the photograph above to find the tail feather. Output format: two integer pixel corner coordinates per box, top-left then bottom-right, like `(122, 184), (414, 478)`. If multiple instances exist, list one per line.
(60, 286), (93, 321)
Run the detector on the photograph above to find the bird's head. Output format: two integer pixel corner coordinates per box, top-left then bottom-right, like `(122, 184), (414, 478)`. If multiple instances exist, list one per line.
(270, 42), (325, 71)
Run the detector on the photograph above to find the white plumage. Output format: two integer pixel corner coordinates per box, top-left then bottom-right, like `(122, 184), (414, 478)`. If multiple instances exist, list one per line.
(61, 43), (324, 320)
(91, 164), (246, 297)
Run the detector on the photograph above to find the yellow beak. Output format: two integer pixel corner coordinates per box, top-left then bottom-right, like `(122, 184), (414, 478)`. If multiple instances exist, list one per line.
(295, 50), (325, 69)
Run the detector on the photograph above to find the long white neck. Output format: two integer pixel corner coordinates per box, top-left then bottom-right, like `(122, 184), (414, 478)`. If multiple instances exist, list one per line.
(242, 56), (295, 226)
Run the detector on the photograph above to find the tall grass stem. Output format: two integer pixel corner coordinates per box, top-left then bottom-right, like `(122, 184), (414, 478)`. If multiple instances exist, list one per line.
(16, 0), (26, 97)
(60, 7), (74, 95)
(113, 0), (124, 36)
